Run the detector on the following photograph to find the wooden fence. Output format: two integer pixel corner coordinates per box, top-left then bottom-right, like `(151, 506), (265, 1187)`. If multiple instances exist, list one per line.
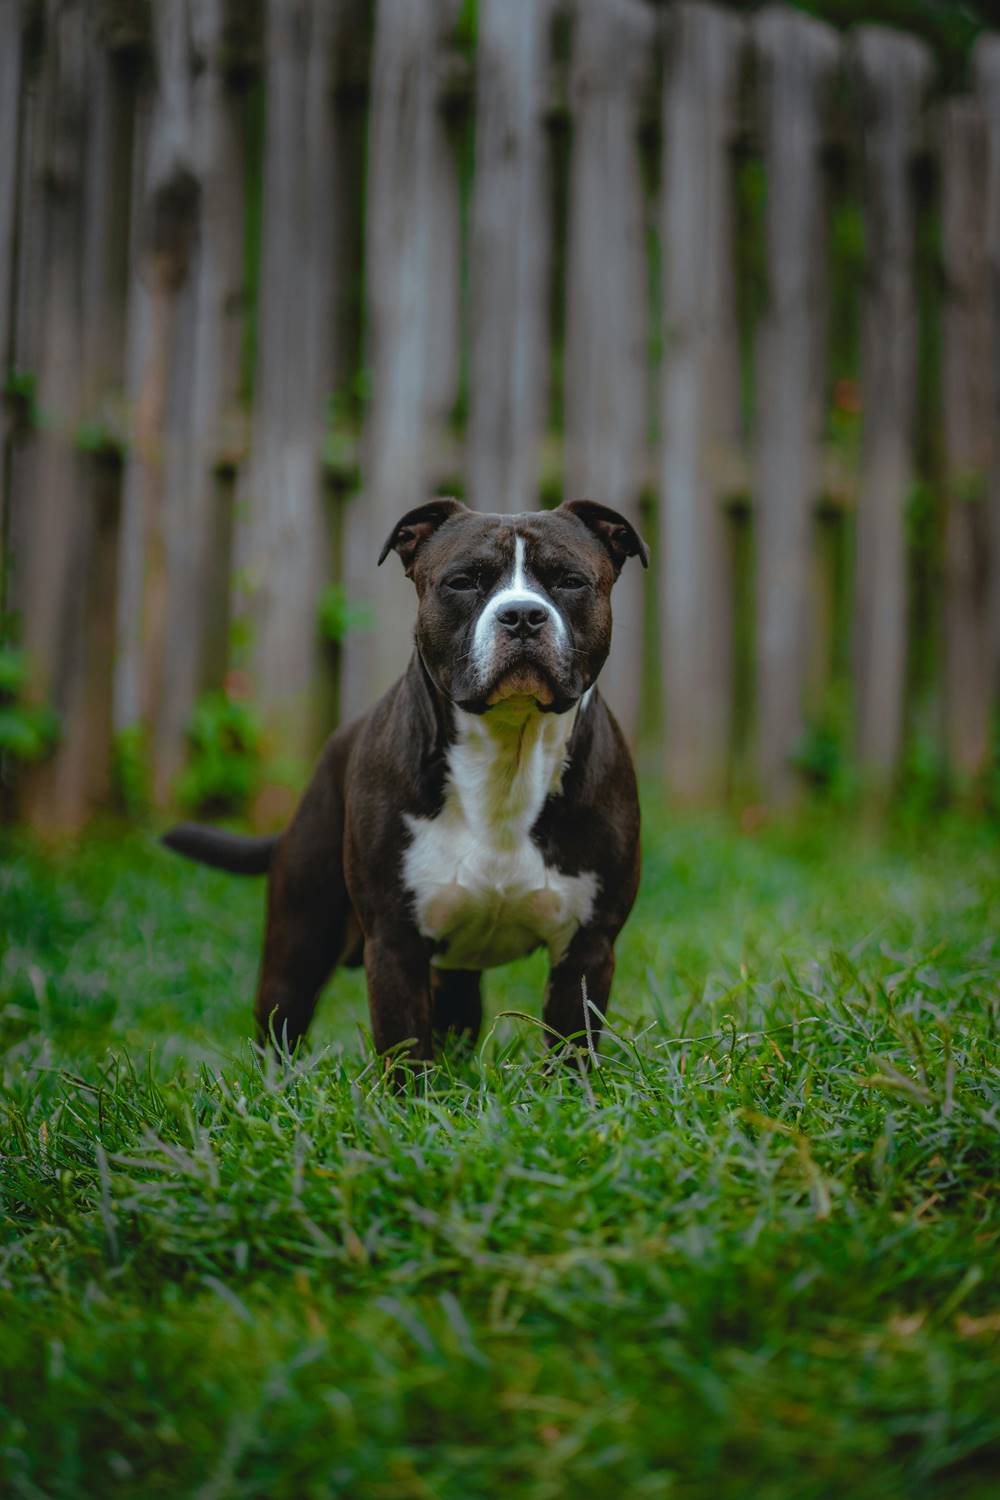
(2, 0), (1000, 827)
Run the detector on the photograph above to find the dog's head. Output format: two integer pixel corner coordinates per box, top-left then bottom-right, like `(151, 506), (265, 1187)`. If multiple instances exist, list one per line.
(378, 499), (649, 714)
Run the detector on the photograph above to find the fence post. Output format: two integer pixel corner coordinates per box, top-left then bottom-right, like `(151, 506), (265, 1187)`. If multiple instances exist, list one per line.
(152, 0), (252, 801)
(0, 0), (24, 630)
(232, 0), (336, 783)
(0, 0), (22, 388)
(17, 0), (93, 827)
(659, 2), (744, 799)
(425, 26), (462, 430)
(340, 0), (453, 719)
(563, 0), (653, 744)
(68, 27), (141, 812)
(114, 2), (198, 764)
(6, 37), (46, 626)
(467, 0), (552, 514)
(852, 27), (932, 791)
(327, 2), (371, 406)
(974, 35), (1000, 708)
(752, 6), (840, 805)
(940, 99), (994, 787)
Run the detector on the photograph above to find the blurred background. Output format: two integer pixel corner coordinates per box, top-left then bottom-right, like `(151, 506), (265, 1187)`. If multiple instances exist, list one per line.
(0, 0), (998, 831)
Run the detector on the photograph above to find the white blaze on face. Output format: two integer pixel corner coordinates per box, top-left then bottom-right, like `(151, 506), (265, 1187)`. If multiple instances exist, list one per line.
(471, 534), (567, 684)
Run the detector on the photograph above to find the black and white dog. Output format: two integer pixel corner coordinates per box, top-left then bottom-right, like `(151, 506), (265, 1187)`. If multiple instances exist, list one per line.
(163, 498), (648, 1061)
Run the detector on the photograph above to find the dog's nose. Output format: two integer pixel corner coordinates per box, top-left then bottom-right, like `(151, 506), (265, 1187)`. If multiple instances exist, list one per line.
(497, 602), (548, 639)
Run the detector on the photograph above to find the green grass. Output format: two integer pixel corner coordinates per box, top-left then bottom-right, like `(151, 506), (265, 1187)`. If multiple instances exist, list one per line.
(1, 806), (999, 1498)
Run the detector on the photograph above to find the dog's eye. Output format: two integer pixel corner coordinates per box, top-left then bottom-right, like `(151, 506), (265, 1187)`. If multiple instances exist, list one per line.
(558, 573), (589, 591)
(445, 573), (477, 592)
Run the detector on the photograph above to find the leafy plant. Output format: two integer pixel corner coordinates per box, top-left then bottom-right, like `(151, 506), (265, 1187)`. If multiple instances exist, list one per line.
(452, 0), (478, 56)
(317, 583), (372, 645)
(989, 717), (1000, 821)
(73, 418), (126, 459)
(175, 688), (262, 817)
(325, 370), (372, 435)
(225, 602), (255, 668)
(791, 687), (859, 805)
(112, 724), (152, 820)
(0, 647), (59, 768)
(1, 368), (39, 429)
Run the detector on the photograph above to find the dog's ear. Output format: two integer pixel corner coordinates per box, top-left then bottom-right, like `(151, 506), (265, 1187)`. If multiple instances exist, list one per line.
(377, 497), (469, 576)
(559, 500), (650, 573)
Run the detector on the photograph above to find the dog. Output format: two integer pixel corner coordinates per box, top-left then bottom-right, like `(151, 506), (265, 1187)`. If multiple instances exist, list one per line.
(162, 498), (648, 1063)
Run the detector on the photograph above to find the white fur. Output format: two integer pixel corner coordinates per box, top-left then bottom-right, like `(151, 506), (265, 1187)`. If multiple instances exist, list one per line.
(472, 535), (567, 684)
(403, 701), (598, 971)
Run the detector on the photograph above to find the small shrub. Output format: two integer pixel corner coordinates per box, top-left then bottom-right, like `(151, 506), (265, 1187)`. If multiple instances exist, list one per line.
(73, 418), (126, 459)
(0, 646), (59, 769)
(791, 689), (858, 806)
(2, 368), (39, 429)
(175, 688), (261, 818)
(317, 583), (372, 645)
(112, 724), (152, 820)
(896, 731), (949, 824)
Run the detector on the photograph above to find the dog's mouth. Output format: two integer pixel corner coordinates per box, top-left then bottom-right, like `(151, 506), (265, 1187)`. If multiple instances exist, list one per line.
(485, 665), (555, 707)
(451, 644), (581, 717)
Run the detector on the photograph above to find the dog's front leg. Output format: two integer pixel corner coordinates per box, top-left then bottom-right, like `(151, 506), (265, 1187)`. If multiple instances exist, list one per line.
(543, 927), (616, 1060)
(364, 928), (435, 1071)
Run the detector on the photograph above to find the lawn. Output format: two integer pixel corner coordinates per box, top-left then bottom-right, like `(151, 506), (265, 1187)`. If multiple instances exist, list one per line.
(1, 806), (998, 1498)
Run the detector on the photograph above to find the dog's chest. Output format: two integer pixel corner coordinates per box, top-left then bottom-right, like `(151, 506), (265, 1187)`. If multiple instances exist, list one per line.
(402, 707), (598, 971)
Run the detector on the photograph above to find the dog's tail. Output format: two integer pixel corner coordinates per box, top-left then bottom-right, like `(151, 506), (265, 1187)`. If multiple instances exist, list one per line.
(160, 823), (277, 876)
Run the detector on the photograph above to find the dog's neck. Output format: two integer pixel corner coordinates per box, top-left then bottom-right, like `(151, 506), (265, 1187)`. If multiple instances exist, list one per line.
(446, 699), (579, 850)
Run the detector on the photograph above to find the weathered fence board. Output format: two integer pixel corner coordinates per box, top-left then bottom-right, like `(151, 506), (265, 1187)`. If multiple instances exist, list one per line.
(940, 99), (995, 784)
(852, 27), (932, 787)
(9, 28), (46, 393)
(233, 0), (335, 767)
(7, 48), (44, 610)
(467, 0), (552, 515)
(0, 0), (23, 382)
(564, 0), (653, 744)
(81, 41), (135, 416)
(659, 2), (744, 798)
(975, 35), (1000, 698)
(752, 6), (840, 804)
(153, 0), (248, 800)
(113, 92), (159, 742)
(426, 25), (462, 429)
(73, 33), (136, 812)
(326, 4), (371, 406)
(340, 0), (448, 718)
(0, 0), (24, 619)
(114, 3), (199, 753)
(18, 0), (92, 827)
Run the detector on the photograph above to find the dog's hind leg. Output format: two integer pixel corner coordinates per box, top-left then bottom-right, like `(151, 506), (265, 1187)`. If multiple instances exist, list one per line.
(253, 804), (350, 1053)
(254, 873), (347, 1053)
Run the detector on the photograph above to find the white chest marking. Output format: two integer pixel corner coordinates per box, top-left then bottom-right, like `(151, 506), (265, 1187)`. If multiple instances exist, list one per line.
(403, 702), (598, 970)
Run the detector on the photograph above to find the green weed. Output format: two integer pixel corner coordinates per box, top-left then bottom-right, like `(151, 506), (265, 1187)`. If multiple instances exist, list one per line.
(175, 690), (262, 820)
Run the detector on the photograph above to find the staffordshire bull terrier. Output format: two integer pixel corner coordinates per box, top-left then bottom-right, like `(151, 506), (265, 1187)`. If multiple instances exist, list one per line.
(162, 498), (648, 1063)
